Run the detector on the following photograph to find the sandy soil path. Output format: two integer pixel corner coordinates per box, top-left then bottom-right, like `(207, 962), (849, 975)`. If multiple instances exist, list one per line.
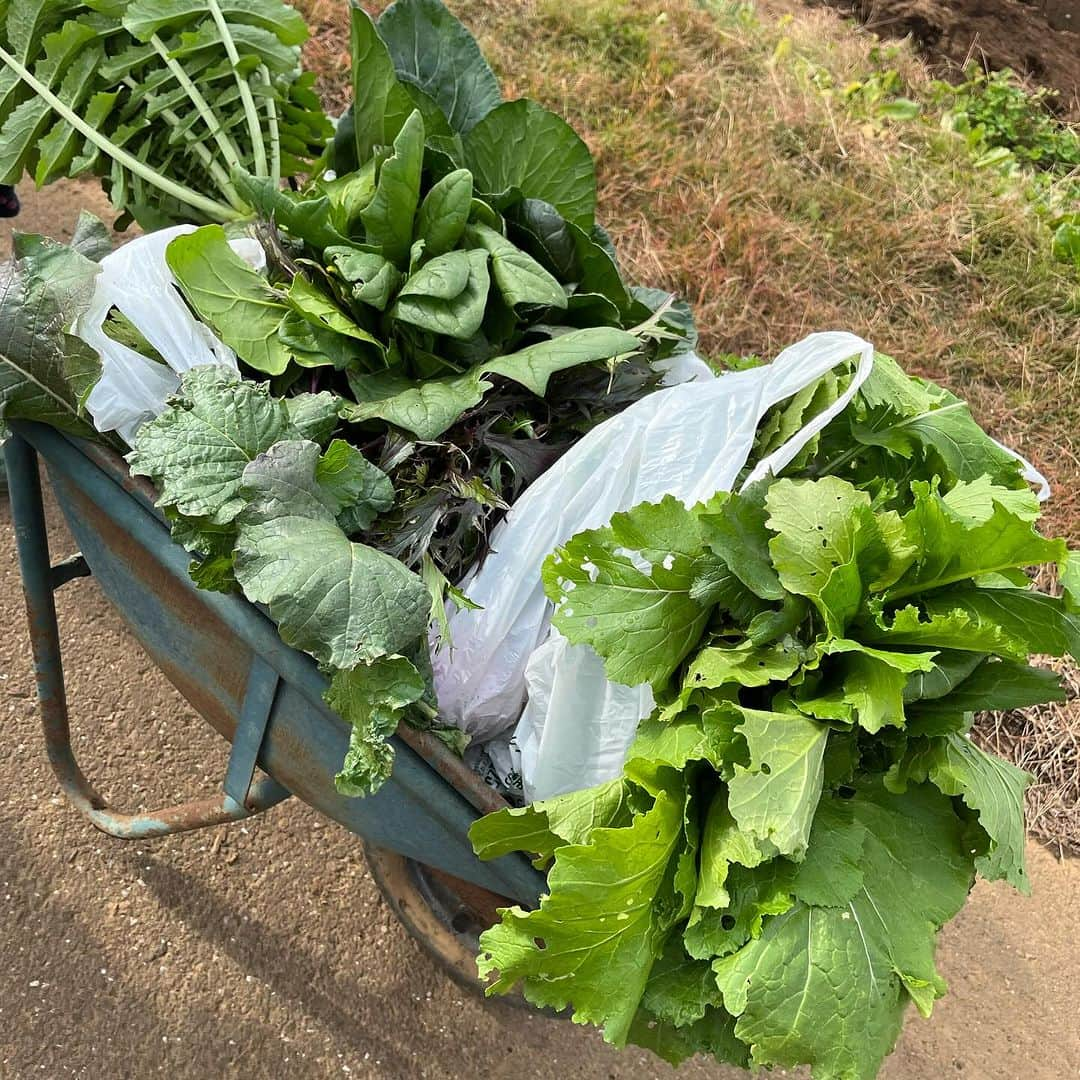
(1, 182), (1078, 1080)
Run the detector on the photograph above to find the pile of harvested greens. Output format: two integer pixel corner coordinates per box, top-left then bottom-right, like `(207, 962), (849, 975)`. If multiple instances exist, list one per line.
(2, 3), (1077, 1078)
(0, 0), (693, 793)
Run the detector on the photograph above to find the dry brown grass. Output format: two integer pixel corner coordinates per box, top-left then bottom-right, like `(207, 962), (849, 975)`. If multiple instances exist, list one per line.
(296, 0), (1080, 852)
(300, 0), (1080, 534)
(974, 656), (1080, 855)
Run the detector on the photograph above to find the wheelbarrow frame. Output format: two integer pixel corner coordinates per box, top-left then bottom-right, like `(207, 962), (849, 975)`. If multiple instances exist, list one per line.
(3, 420), (544, 908)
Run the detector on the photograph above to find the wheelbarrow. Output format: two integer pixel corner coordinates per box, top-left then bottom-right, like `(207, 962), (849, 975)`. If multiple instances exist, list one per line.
(3, 420), (544, 989)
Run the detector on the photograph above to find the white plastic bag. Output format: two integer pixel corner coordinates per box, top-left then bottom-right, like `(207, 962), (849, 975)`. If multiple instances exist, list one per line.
(79, 225), (263, 444)
(433, 331), (880, 798)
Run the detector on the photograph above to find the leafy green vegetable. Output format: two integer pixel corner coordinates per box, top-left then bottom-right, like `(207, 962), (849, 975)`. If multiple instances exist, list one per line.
(360, 108), (425, 268)
(377, 0), (501, 135)
(389, 248), (490, 339)
(0, 227), (102, 438)
(464, 99), (597, 229)
(544, 496), (715, 688)
(0, 0), (330, 226)
(316, 438), (395, 528)
(888, 732), (1032, 892)
(166, 225), (294, 375)
(726, 706), (828, 860)
(476, 781), (688, 1045)
(349, 2), (402, 164)
(328, 655), (426, 796)
(715, 782), (973, 1078)
(129, 366), (296, 523)
(233, 438), (429, 668)
(415, 168), (473, 256)
(478, 349), (1074, 1078)
(765, 476), (893, 636)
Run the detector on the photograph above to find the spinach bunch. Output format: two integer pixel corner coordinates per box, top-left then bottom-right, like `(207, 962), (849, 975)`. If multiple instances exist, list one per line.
(161, 0), (696, 584)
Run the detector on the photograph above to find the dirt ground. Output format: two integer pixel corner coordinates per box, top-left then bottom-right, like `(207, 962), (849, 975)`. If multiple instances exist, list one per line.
(3, 182), (1080, 1080)
(822, 0), (1080, 113)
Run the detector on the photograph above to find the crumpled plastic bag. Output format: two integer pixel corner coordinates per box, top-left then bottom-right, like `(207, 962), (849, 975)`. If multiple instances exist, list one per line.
(78, 225), (263, 444)
(434, 331), (1048, 802)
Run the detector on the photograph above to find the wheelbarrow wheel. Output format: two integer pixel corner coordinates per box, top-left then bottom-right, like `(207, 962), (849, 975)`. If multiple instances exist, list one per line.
(363, 842), (512, 997)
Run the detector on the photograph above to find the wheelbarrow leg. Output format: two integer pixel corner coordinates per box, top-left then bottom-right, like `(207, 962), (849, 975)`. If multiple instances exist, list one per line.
(3, 433), (291, 839)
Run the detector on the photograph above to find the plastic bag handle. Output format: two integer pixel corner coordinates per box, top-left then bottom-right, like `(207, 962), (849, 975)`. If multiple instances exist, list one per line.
(741, 337), (875, 491)
(740, 338), (1052, 501)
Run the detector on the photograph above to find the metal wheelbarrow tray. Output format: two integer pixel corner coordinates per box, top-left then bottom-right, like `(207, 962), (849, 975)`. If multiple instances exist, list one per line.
(4, 420), (544, 980)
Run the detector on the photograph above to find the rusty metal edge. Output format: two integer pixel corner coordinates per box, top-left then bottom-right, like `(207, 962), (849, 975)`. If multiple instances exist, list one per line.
(53, 429), (513, 820)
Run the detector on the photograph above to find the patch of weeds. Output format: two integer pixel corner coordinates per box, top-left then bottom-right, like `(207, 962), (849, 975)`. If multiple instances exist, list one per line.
(940, 67), (1080, 174)
(536, 0), (656, 73)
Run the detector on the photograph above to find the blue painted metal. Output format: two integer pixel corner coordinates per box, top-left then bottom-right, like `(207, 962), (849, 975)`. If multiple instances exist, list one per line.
(224, 655), (285, 806)
(8, 420), (545, 905)
(3, 432), (292, 839)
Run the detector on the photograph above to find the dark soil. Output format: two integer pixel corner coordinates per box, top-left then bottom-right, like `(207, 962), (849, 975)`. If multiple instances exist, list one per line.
(824, 0), (1080, 114)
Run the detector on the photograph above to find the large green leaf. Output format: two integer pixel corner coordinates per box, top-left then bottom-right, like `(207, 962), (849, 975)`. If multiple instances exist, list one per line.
(851, 354), (1026, 487)
(233, 439), (429, 667)
(283, 390), (340, 445)
(341, 369), (489, 441)
(484, 325), (639, 396)
(128, 366), (296, 524)
(377, 0), (501, 134)
(700, 487), (784, 601)
(326, 246), (402, 313)
(695, 790), (768, 909)
(683, 861), (794, 961)
(871, 586), (1080, 661)
(477, 784), (686, 1046)
(342, 325), (641, 440)
(685, 641), (803, 692)
(726, 706), (829, 860)
(465, 221), (567, 310)
(414, 167), (472, 257)
(892, 733), (1031, 892)
(714, 783), (974, 1080)
(765, 477), (892, 636)
(864, 598), (1019, 657)
(390, 248), (490, 339)
(314, 437), (394, 527)
(545, 496), (714, 688)
(360, 108), (424, 267)
(0, 230), (101, 437)
(908, 657), (1066, 717)
(626, 707), (741, 774)
(286, 274), (385, 359)
(349, 3), (399, 162)
(887, 481), (1066, 601)
(796, 639), (937, 733)
(470, 777), (637, 862)
(165, 225), (293, 375)
(627, 1005), (749, 1069)
(464, 99), (596, 229)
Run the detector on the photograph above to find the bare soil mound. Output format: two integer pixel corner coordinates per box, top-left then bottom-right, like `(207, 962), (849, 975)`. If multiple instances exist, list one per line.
(826, 0), (1080, 113)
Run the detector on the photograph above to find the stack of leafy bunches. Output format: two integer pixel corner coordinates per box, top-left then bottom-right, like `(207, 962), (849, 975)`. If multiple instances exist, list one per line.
(0, 0), (694, 795)
(469, 354), (1080, 1079)
(4, 5), (1079, 1075)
